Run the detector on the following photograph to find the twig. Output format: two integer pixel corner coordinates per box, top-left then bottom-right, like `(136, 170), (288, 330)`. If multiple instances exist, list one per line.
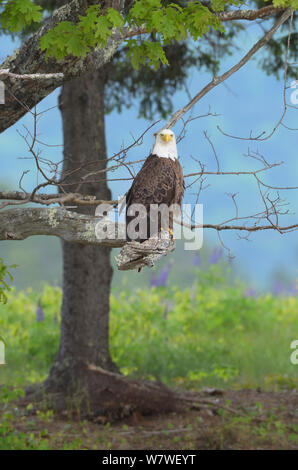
(0, 69), (64, 80)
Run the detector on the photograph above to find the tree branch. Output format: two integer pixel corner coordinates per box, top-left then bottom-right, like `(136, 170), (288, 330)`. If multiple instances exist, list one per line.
(183, 221), (298, 233)
(0, 207), (125, 246)
(0, 0), (125, 134)
(0, 190), (117, 207)
(126, 6), (287, 39)
(1, 208), (297, 251)
(216, 5), (285, 22)
(0, 3), (290, 134)
(164, 8), (293, 129)
(0, 69), (64, 81)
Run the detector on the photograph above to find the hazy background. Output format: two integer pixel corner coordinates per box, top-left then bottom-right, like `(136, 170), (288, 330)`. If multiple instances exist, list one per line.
(1, 24), (297, 293)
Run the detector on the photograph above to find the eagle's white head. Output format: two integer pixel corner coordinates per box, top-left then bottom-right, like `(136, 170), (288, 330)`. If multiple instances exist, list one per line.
(152, 128), (178, 161)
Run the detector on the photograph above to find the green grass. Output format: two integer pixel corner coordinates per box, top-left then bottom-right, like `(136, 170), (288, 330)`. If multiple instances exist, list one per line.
(0, 265), (297, 390)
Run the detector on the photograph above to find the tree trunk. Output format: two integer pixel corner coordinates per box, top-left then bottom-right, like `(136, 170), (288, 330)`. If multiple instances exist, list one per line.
(59, 71), (117, 371)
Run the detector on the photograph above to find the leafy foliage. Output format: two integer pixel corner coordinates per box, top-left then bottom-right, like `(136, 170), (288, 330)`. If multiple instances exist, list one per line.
(273, 0), (298, 8)
(0, 268), (297, 390)
(110, 266), (298, 389)
(126, 39), (169, 69)
(38, 1), (227, 68)
(0, 0), (42, 32)
(22, 0), (298, 68)
(40, 5), (125, 60)
(1, 0), (298, 70)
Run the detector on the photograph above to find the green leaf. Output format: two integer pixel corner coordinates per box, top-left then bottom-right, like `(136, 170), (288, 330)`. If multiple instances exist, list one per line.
(146, 41), (169, 69)
(272, 0), (298, 7)
(126, 40), (146, 69)
(106, 8), (124, 28)
(1, 0), (42, 32)
(66, 34), (89, 58)
(94, 16), (112, 44)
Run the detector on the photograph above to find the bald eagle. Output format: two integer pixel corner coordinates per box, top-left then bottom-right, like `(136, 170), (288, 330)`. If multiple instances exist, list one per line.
(126, 129), (185, 243)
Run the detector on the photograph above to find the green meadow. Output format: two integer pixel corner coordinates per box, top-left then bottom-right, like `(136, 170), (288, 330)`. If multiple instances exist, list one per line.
(1, 265), (297, 391)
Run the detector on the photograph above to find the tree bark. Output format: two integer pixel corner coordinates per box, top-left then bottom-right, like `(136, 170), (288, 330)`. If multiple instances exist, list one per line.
(0, 207), (124, 244)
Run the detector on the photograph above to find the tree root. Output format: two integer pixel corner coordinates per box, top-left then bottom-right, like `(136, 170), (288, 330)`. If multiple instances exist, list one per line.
(23, 364), (182, 421)
(21, 364), (248, 423)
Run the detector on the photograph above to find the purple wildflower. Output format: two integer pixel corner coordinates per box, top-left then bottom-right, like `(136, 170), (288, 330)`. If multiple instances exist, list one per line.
(192, 252), (201, 266)
(149, 265), (171, 288)
(243, 288), (257, 298)
(149, 275), (159, 288)
(36, 301), (45, 322)
(158, 266), (171, 287)
(272, 280), (283, 296)
(287, 284), (297, 296)
(209, 248), (222, 265)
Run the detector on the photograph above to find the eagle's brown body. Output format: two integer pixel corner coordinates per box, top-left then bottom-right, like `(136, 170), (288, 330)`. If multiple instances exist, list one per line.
(126, 154), (185, 242)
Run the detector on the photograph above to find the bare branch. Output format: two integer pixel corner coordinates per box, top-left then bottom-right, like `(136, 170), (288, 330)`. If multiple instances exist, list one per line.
(164, 8), (293, 130)
(179, 220), (298, 234)
(0, 191), (116, 207)
(216, 6), (286, 22)
(203, 130), (220, 172)
(217, 10), (295, 142)
(0, 69), (64, 81)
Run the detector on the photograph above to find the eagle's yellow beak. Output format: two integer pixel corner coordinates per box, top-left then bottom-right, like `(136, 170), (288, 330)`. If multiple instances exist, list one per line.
(161, 134), (172, 143)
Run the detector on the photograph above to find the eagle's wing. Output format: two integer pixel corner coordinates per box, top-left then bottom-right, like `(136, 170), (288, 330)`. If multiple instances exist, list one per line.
(126, 155), (176, 207)
(174, 158), (185, 207)
(126, 155), (177, 241)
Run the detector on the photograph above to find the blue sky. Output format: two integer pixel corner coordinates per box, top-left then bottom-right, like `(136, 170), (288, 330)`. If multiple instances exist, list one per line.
(1, 23), (298, 290)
